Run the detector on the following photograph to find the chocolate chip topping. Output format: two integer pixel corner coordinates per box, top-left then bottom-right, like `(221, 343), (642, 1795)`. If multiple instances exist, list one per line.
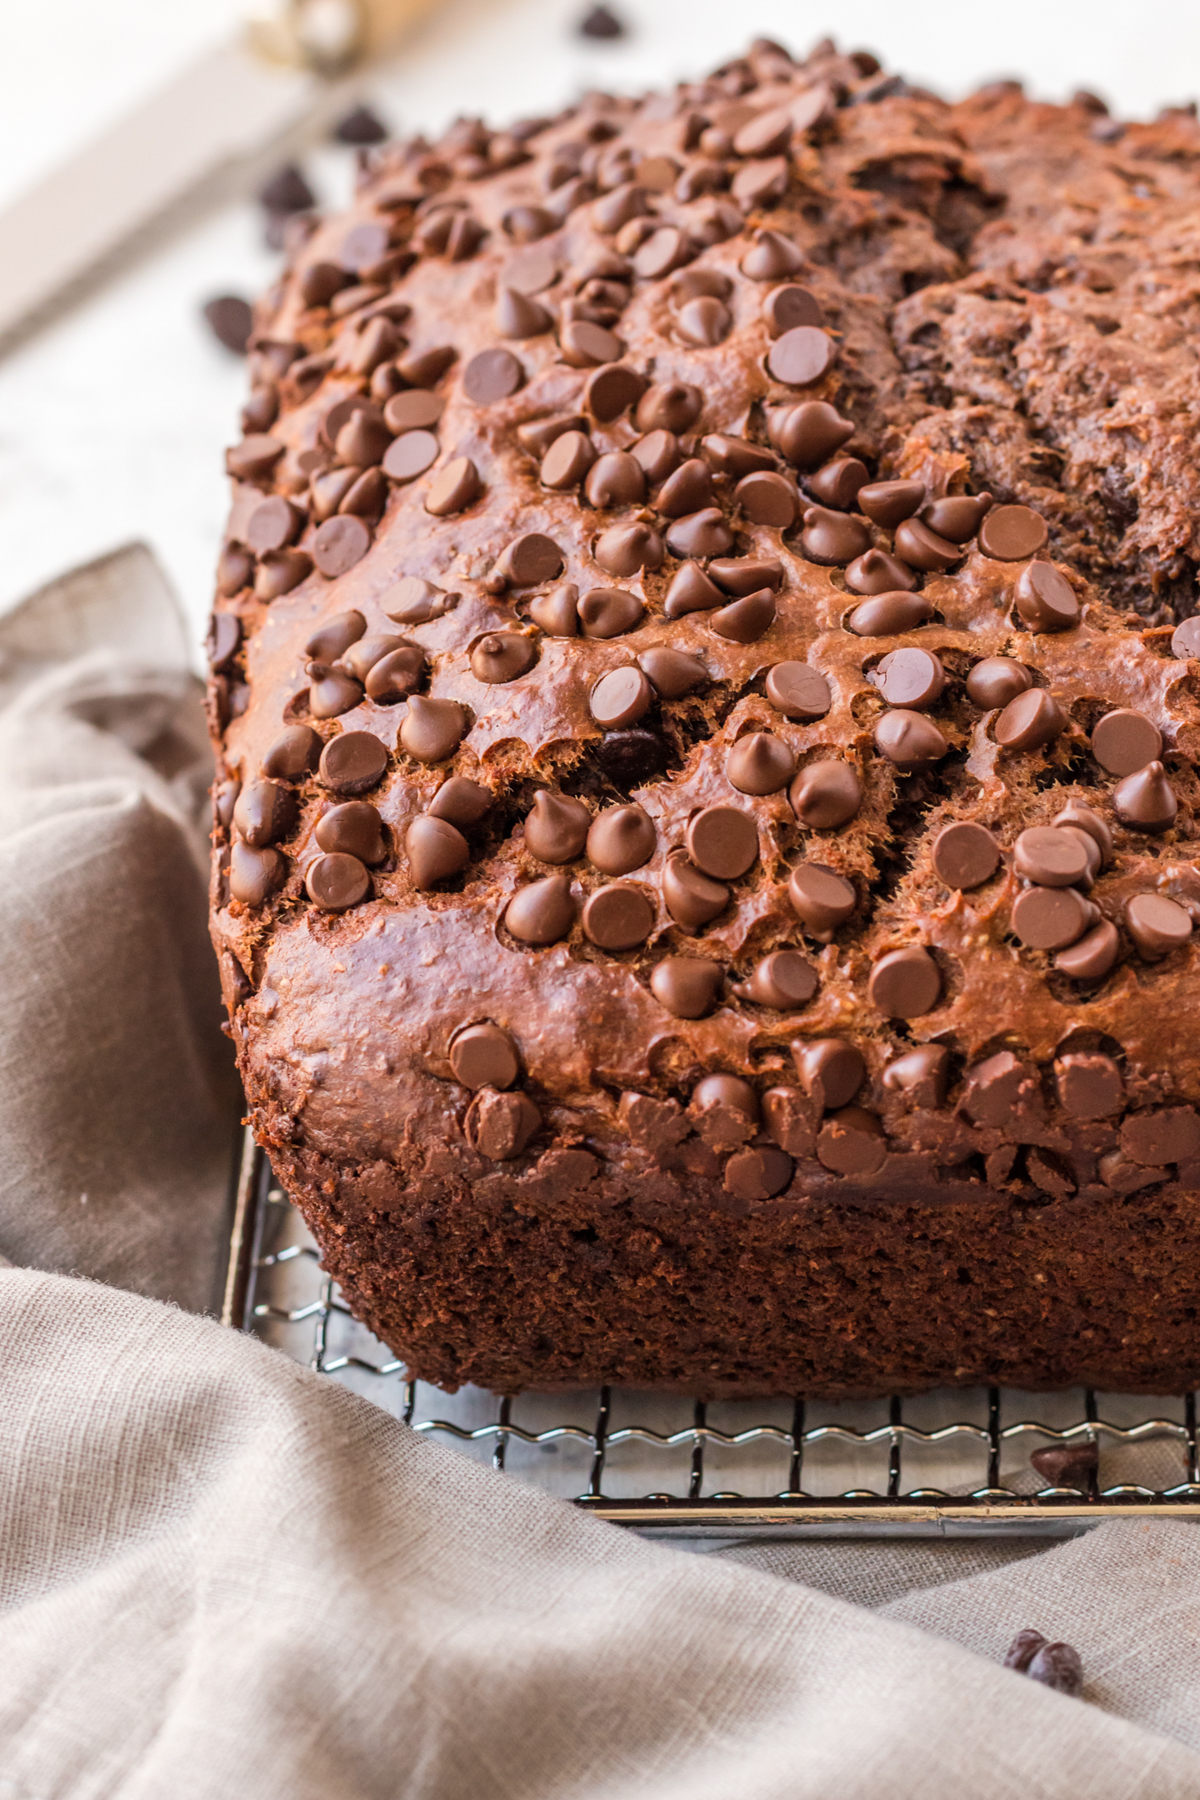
(316, 801), (387, 863)
(1113, 760), (1178, 832)
(1126, 892), (1193, 958)
(579, 587), (644, 637)
(255, 551), (312, 600)
(449, 1022), (520, 1091)
(868, 947), (941, 1018)
(663, 855), (728, 928)
(541, 431), (597, 489)
(384, 577), (458, 624)
(586, 451), (646, 507)
(1054, 801), (1113, 865)
(874, 711), (949, 773)
(709, 589), (777, 644)
(313, 515), (371, 578)
(585, 364), (646, 423)
(740, 228), (805, 280)
(767, 325), (838, 386)
(651, 957), (724, 1018)
(590, 666), (653, 728)
(686, 806), (758, 879)
(400, 696), (468, 764)
(857, 479), (925, 529)
(428, 776), (492, 828)
(470, 633), (538, 684)
(656, 459), (714, 517)
(977, 503), (1048, 561)
(932, 822), (1001, 890)
(893, 519), (962, 572)
(425, 457), (481, 516)
(966, 657), (1033, 709)
(794, 1037), (865, 1111)
(807, 456), (869, 510)
(1014, 825), (1091, 888)
(817, 1106), (886, 1176)
(529, 584), (580, 636)
(524, 791), (591, 863)
(1014, 561), (1081, 632)
(383, 431), (440, 482)
(790, 759), (863, 828)
(870, 648), (945, 710)
(497, 288), (552, 338)
(407, 815), (470, 888)
(763, 284), (823, 337)
(593, 522), (664, 576)
(638, 647), (707, 698)
(766, 661), (832, 720)
(664, 561), (724, 618)
(582, 883), (654, 950)
(464, 1088), (542, 1161)
(788, 863), (856, 937)
(319, 731), (388, 793)
(587, 805), (656, 874)
(463, 348), (524, 403)
(1012, 885), (1094, 950)
(727, 732), (795, 795)
(1170, 617), (1200, 660)
(846, 592), (933, 635)
(800, 506), (871, 565)
(305, 852), (370, 912)
(993, 688), (1067, 751)
(505, 875), (576, 944)
(262, 725), (322, 781)
(230, 841), (286, 906)
(921, 493), (992, 542)
(636, 382), (703, 433)
(733, 950), (818, 1011)
(1054, 919), (1121, 981)
(1091, 709), (1163, 776)
(883, 1045), (949, 1107)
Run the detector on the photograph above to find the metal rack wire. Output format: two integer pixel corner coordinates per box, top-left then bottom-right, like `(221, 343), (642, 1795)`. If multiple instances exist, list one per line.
(224, 1130), (1200, 1536)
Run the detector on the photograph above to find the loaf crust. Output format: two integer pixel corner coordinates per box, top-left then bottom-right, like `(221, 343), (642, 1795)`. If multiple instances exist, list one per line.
(209, 42), (1200, 1395)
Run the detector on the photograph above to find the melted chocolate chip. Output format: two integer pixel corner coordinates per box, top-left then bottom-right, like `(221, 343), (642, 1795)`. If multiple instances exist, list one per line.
(1012, 885), (1094, 950)
(932, 822), (1001, 890)
(594, 728), (669, 785)
(262, 725), (322, 781)
(316, 801), (387, 863)
(505, 875), (576, 944)
(978, 504), (1048, 561)
(846, 592), (933, 635)
(449, 1022), (520, 1090)
(305, 852), (369, 912)
(966, 658), (1033, 709)
(727, 731), (795, 794)
(1056, 1052), (1124, 1119)
(587, 804), (656, 874)
(206, 613), (241, 673)
(1054, 918), (1121, 981)
(561, 320), (624, 367)
(465, 1087), (542, 1161)
(651, 957), (724, 1018)
(229, 841), (286, 906)
(400, 696), (468, 764)
(870, 647), (945, 710)
(470, 633), (538, 683)
(1014, 561), (1080, 632)
(1125, 892), (1193, 958)
(816, 1107), (886, 1177)
(993, 688), (1067, 751)
(788, 863), (856, 937)
(233, 779), (295, 848)
(406, 815), (470, 888)
(790, 759), (863, 828)
(766, 661), (831, 720)
(1014, 825), (1090, 888)
(1091, 709), (1162, 776)
(579, 587), (644, 637)
(882, 1045), (949, 1107)
(663, 854), (729, 928)
(593, 522), (664, 576)
(216, 545), (253, 598)
(868, 947), (941, 1018)
(319, 731), (388, 793)
(1112, 760), (1177, 832)
(709, 556), (784, 596)
(638, 647), (707, 698)
(425, 457), (482, 516)
(857, 480), (925, 529)
(384, 577), (458, 625)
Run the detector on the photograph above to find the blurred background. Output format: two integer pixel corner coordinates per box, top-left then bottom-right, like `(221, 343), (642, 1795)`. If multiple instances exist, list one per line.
(3, 0), (1199, 653)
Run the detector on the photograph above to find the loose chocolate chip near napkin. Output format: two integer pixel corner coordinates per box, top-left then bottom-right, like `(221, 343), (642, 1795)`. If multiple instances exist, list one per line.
(1, 551), (1199, 1798)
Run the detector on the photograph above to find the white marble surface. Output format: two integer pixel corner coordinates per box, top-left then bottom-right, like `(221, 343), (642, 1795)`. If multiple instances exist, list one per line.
(3, 0), (1200, 658)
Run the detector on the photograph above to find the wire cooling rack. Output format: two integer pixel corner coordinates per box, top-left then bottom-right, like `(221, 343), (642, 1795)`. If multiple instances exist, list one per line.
(223, 1129), (1200, 1537)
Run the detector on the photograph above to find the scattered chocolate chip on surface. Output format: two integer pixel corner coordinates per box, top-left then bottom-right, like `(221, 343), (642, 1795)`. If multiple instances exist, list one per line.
(203, 296), (253, 354)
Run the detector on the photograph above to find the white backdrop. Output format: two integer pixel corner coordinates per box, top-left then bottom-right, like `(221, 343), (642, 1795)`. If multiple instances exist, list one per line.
(2, 0), (1198, 647)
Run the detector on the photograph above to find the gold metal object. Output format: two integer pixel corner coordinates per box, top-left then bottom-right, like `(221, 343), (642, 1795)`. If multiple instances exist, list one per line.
(246, 0), (438, 74)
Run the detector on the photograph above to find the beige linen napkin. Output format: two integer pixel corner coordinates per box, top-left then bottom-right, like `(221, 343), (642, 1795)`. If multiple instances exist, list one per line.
(4, 544), (1200, 1798)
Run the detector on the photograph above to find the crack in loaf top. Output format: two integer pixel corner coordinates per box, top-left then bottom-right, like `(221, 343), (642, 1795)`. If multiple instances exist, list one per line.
(208, 37), (1200, 1208)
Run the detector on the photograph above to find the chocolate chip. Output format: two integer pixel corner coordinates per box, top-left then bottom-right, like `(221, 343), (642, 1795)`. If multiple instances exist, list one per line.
(582, 883), (654, 950)
(1112, 760), (1178, 832)
(1056, 1052), (1123, 1119)
(530, 583), (580, 636)
(966, 658), (1033, 709)
(578, 3), (625, 37)
(794, 1038), (864, 1111)
(581, 804), (652, 875)
(447, 1022), (519, 1091)
(790, 759), (863, 829)
(425, 457), (482, 517)
(766, 662), (831, 720)
(366, 646), (426, 704)
(770, 400), (854, 469)
(870, 647), (945, 710)
(1027, 1642), (1084, 1698)
(339, 219), (393, 272)
(1029, 1443), (1099, 1487)
(731, 156), (789, 208)
(229, 842), (286, 906)
(380, 394), (443, 440)
(1170, 617), (1200, 659)
(736, 471), (800, 528)
(305, 851), (369, 912)
(505, 875), (576, 944)
(932, 822), (1001, 889)
(593, 522), (664, 576)
(578, 587), (644, 638)
(384, 577), (457, 624)
(671, 268), (732, 304)
(306, 612), (366, 663)
(226, 435), (285, 481)
(320, 395), (375, 449)
(638, 647), (707, 698)
(846, 592), (933, 635)
(882, 1045), (949, 1107)
(633, 226), (695, 280)
(561, 320), (624, 367)
(1091, 709), (1162, 776)
(710, 589), (777, 644)
(892, 518), (962, 573)
(426, 778), (490, 831)
(868, 947), (941, 1018)
(636, 382), (703, 433)
(651, 957), (724, 1018)
(1013, 561), (1080, 632)
(788, 863), (856, 937)
(335, 410), (391, 468)
(206, 612), (241, 673)
(255, 550), (313, 601)
(400, 696), (468, 764)
(1126, 892), (1193, 958)
(1053, 824), (1101, 885)
(470, 633), (538, 684)
(665, 507), (735, 559)
(308, 667), (363, 719)
(333, 103), (388, 145)
(857, 479), (925, 529)
(406, 815), (470, 888)
(921, 493), (992, 542)
(727, 732), (795, 795)
(465, 1087), (542, 1161)
(541, 431), (597, 490)
(701, 436), (776, 480)
(398, 345), (457, 387)
(1014, 825), (1091, 888)
(1003, 1629), (1049, 1675)
(312, 515), (371, 578)
(687, 806), (758, 879)
(977, 503), (1048, 561)
(316, 801), (386, 864)
(263, 725), (322, 781)
(674, 296), (731, 347)
(733, 950), (818, 1010)
(1054, 802), (1113, 867)
(504, 247), (561, 297)
(845, 551), (916, 597)
(817, 1106), (886, 1177)
(525, 792), (590, 862)
(502, 206), (557, 245)
(806, 456), (868, 511)
(740, 228), (805, 280)
(633, 430), (681, 484)
(586, 450), (646, 507)
(724, 1146), (794, 1200)
(693, 1073), (759, 1126)
(595, 728), (669, 786)
(463, 348), (523, 405)
(1054, 918), (1121, 980)
(874, 710), (949, 772)
(594, 183), (652, 234)
(258, 163), (315, 213)
(656, 459), (715, 518)
(494, 533), (564, 588)
(584, 363), (646, 422)
(319, 731), (388, 793)
(340, 468), (387, 520)
(232, 779), (295, 848)
(383, 430), (440, 481)
(994, 688), (1067, 751)
(761, 284), (822, 339)
(1012, 885), (1094, 950)
(331, 632), (399, 683)
(664, 561), (724, 618)
(216, 545), (253, 598)
(204, 295), (253, 354)
(708, 556), (787, 597)
(800, 505), (871, 565)
(1121, 1105), (1200, 1165)
(589, 666), (653, 729)
(663, 854), (729, 927)
(962, 1052), (1039, 1128)
(767, 326), (838, 387)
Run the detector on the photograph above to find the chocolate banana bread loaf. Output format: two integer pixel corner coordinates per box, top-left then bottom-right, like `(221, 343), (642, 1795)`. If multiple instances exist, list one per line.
(209, 38), (1200, 1397)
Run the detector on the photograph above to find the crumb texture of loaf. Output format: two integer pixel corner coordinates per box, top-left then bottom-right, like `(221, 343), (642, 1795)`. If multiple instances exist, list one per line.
(208, 38), (1200, 1395)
